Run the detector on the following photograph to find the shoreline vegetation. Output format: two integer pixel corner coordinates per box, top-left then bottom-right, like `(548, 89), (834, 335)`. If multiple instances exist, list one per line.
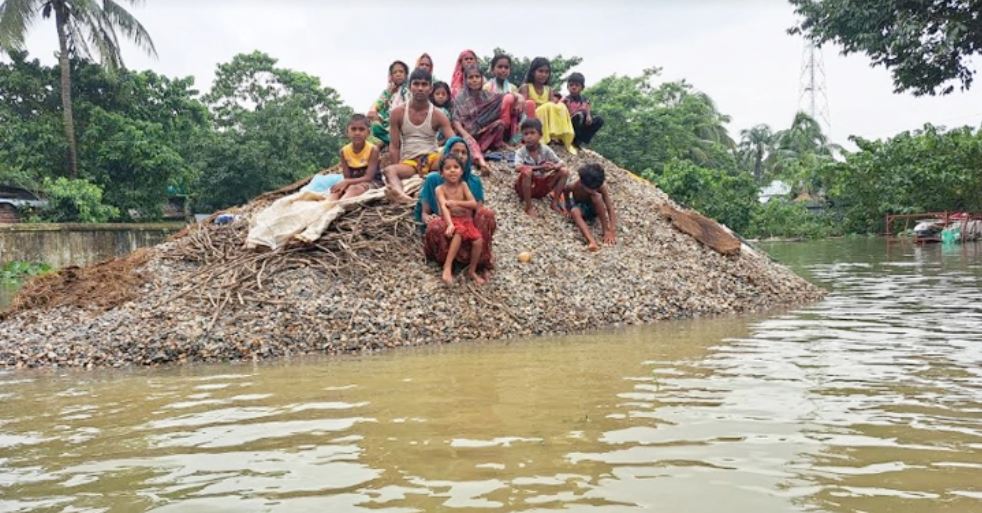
(0, 149), (824, 370)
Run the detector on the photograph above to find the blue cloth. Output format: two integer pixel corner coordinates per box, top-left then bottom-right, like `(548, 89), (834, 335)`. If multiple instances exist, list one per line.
(300, 173), (343, 194)
(413, 136), (485, 225)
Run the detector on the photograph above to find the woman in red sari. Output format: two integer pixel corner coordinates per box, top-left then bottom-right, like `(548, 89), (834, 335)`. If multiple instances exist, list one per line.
(450, 49), (478, 97)
(452, 65), (505, 174)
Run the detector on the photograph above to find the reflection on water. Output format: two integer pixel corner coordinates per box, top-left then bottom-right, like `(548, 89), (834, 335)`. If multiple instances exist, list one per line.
(0, 239), (979, 512)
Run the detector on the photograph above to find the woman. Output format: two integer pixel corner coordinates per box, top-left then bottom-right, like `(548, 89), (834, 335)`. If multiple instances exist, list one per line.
(367, 60), (410, 145)
(518, 57), (576, 153)
(415, 52), (439, 82)
(450, 49), (479, 97)
(416, 136), (496, 272)
(452, 65), (505, 173)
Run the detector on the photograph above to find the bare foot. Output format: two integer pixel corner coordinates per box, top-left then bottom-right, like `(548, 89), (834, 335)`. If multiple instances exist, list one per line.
(442, 268), (454, 285)
(468, 271), (486, 285)
(524, 205), (538, 217)
(480, 269), (492, 282)
(587, 241), (600, 252)
(385, 187), (414, 204)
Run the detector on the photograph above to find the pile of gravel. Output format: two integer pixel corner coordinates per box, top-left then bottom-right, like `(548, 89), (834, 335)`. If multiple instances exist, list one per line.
(0, 149), (824, 368)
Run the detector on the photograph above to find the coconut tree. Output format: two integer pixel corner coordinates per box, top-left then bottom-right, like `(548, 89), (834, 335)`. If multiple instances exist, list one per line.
(738, 124), (774, 181)
(0, 0), (156, 177)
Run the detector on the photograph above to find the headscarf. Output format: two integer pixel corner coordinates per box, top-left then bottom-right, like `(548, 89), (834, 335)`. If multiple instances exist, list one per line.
(453, 65), (502, 134)
(450, 49), (477, 98)
(416, 53), (434, 75)
(413, 135), (485, 225)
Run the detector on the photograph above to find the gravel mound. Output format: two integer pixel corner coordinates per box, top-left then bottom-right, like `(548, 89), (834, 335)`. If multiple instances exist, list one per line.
(0, 149), (824, 368)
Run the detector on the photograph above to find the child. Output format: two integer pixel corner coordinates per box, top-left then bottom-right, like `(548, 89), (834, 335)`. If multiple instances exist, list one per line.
(514, 118), (569, 217)
(435, 154), (485, 285)
(367, 60), (410, 145)
(562, 72), (604, 148)
(331, 114), (382, 200)
(484, 54), (536, 144)
(561, 163), (617, 251)
(430, 81), (453, 144)
(518, 57), (576, 154)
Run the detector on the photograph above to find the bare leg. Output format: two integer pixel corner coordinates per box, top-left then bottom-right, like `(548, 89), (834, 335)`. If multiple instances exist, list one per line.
(384, 164), (416, 203)
(572, 207), (599, 251)
(443, 233), (462, 285)
(467, 237), (485, 285)
(341, 183), (369, 200)
(520, 169), (536, 217)
(547, 169), (569, 212)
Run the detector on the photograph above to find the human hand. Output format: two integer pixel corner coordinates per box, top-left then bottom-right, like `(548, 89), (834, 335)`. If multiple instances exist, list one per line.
(367, 110), (380, 122)
(585, 115), (593, 126)
(444, 224), (455, 237)
(422, 213), (437, 224)
(387, 80), (398, 94)
(333, 179), (350, 193)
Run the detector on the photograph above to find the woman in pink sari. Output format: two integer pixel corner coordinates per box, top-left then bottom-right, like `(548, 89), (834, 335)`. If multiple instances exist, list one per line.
(452, 65), (505, 174)
(450, 49), (478, 97)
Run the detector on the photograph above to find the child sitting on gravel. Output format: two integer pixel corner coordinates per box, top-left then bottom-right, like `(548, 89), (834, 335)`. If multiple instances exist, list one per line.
(514, 118), (568, 217)
(330, 114), (382, 200)
(435, 154), (485, 285)
(561, 163), (617, 251)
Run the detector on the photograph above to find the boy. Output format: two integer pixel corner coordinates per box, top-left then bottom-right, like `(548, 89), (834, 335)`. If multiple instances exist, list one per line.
(562, 73), (604, 148)
(562, 163), (617, 251)
(330, 114), (382, 201)
(514, 118), (569, 217)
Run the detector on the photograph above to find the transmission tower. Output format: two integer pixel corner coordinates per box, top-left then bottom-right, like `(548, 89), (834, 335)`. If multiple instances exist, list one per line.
(798, 41), (832, 137)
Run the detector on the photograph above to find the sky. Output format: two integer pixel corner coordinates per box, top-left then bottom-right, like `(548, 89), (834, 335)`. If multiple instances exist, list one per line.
(13, 0), (982, 147)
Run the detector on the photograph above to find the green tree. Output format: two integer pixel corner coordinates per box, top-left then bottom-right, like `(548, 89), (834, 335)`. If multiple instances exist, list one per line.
(654, 159), (758, 233)
(587, 68), (738, 175)
(822, 124), (982, 232)
(478, 48), (582, 88)
(1, 52), (208, 219)
(195, 51), (352, 210)
(789, 0), (982, 95)
(0, 0), (156, 177)
(738, 124), (774, 181)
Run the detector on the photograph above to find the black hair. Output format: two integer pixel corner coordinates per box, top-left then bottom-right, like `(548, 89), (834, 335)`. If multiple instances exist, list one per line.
(578, 164), (605, 190)
(524, 57), (551, 84)
(567, 72), (585, 87)
(430, 81), (451, 106)
(389, 60), (409, 74)
(439, 153), (464, 172)
(520, 118), (543, 134)
(348, 113), (370, 128)
(409, 67), (432, 84)
(489, 54), (511, 70)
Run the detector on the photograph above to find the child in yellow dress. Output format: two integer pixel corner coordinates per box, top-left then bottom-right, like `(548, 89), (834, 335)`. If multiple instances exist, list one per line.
(518, 57), (576, 154)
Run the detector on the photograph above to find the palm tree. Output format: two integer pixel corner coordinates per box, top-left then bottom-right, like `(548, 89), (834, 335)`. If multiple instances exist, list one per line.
(767, 112), (841, 174)
(0, 0), (156, 177)
(738, 124), (774, 181)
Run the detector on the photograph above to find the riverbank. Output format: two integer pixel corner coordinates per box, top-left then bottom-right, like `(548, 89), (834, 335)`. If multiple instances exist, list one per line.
(0, 150), (824, 369)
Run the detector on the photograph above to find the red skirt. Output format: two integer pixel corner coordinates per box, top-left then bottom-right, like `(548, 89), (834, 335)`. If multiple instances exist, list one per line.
(424, 207), (496, 268)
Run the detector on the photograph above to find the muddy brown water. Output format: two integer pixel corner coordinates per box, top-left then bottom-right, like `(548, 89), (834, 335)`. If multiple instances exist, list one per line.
(0, 239), (979, 512)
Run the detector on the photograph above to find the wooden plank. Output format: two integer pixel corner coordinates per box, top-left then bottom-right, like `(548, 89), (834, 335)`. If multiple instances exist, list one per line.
(659, 204), (741, 256)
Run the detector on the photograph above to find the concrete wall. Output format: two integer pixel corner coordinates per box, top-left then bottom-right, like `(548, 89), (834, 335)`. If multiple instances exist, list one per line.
(0, 223), (183, 268)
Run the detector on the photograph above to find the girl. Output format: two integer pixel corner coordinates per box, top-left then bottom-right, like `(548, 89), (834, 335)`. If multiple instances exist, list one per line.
(434, 154), (485, 285)
(430, 81), (453, 145)
(367, 60), (410, 145)
(484, 54), (536, 143)
(518, 57), (576, 153)
(450, 49), (478, 97)
(452, 65), (504, 174)
(330, 114), (382, 200)
(418, 136), (496, 276)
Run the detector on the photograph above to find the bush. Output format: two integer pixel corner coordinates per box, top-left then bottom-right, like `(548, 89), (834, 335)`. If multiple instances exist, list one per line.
(39, 177), (119, 223)
(747, 200), (839, 239)
(0, 261), (52, 285)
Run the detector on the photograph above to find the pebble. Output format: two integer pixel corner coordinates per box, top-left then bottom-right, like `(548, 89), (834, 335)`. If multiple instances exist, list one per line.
(0, 149), (824, 369)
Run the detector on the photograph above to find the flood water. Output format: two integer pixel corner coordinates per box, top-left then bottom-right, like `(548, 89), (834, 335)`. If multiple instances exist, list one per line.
(1, 239), (980, 512)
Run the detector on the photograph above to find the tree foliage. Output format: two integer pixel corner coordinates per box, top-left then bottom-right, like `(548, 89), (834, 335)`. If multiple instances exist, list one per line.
(822, 124), (982, 232)
(194, 51), (352, 211)
(789, 0), (982, 95)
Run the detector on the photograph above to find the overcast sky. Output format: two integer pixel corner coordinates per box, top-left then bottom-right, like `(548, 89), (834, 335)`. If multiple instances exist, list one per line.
(15, 0), (982, 146)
